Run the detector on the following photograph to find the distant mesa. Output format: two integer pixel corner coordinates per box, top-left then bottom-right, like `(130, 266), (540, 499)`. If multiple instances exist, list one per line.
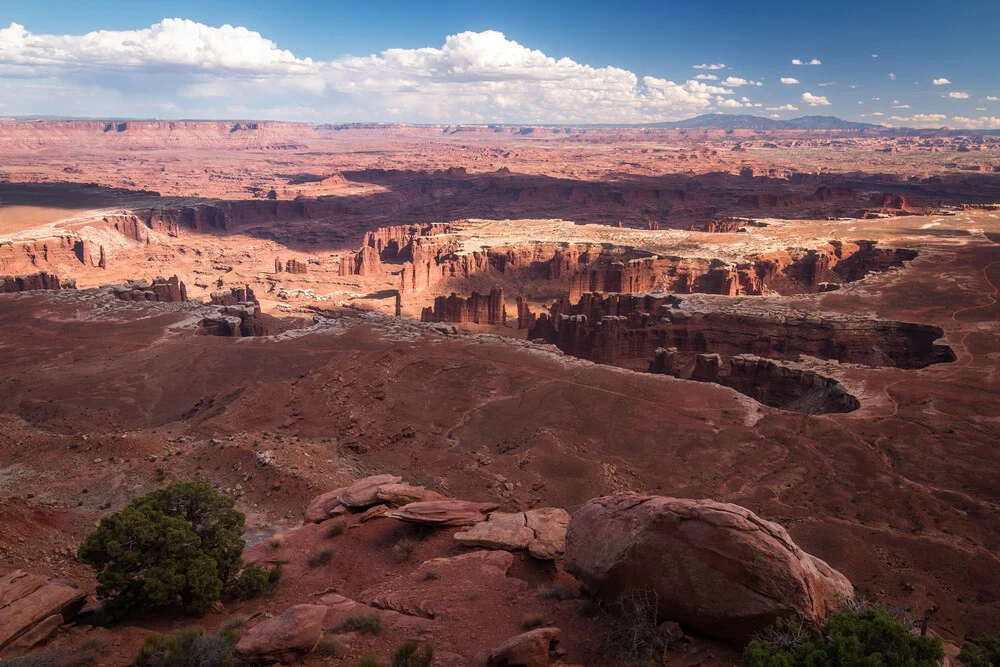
(650, 114), (884, 131)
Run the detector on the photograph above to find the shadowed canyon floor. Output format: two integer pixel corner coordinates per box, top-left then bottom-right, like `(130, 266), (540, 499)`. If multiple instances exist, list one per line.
(0, 122), (999, 665)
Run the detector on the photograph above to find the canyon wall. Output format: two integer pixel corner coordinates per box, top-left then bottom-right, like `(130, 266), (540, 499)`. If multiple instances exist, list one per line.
(530, 294), (955, 370)
(0, 272), (68, 293)
(420, 289), (507, 325)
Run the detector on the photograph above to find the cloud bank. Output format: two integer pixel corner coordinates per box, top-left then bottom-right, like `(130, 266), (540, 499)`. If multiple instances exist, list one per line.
(0, 20), (770, 123)
(0, 19), (988, 128)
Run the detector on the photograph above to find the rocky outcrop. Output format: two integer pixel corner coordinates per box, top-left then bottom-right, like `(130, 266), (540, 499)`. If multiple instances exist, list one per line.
(515, 296), (535, 329)
(420, 289), (507, 325)
(210, 285), (256, 307)
(454, 508), (569, 560)
(284, 258), (308, 274)
(363, 222), (451, 261)
(338, 474), (403, 507)
(564, 494), (854, 642)
(487, 627), (561, 667)
(0, 571), (86, 657)
(303, 487), (347, 523)
(0, 272), (65, 293)
(234, 604), (326, 663)
(110, 275), (187, 302)
(376, 483), (443, 507)
(386, 500), (499, 526)
(200, 285), (266, 337)
(339, 246), (381, 276)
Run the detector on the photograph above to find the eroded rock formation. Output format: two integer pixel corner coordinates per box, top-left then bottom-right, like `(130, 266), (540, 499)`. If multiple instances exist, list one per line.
(0, 272), (66, 293)
(420, 289), (507, 325)
(200, 285), (266, 337)
(110, 275), (187, 302)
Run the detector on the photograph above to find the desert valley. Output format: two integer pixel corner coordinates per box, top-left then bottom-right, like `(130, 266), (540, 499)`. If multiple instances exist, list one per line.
(0, 116), (998, 666)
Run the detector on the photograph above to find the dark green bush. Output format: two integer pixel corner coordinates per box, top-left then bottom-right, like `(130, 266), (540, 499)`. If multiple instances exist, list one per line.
(391, 639), (434, 667)
(743, 607), (944, 667)
(77, 481), (245, 617)
(230, 563), (281, 600)
(959, 633), (1000, 666)
(231, 564), (268, 599)
(134, 628), (237, 667)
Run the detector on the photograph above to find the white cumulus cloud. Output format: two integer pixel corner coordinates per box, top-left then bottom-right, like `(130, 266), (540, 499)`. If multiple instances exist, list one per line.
(792, 58), (822, 65)
(765, 104), (798, 111)
(889, 72), (896, 80)
(932, 78), (951, 85)
(0, 20), (757, 123)
(952, 116), (1000, 129)
(801, 92), (830, 106)
(693, 63), (726, 70)
(780, 77), (799, 84)
(695, 74), (718, 80)
(948, 92), (970, 99)
(720, 76), (761, 87)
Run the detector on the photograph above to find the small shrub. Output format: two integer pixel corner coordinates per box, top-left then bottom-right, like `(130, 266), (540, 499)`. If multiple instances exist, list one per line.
(231, 563), (281, 598)
(134, 627), (237, 667)
(356, 653), (383, 667)
(465, 591), (480, 601)
(267, 562), (284, 587)
(325, 518), (347, 538)
(317, 635), (347, 658)
(266, 534), (285, 550)
(420, 570), (441, 581)
(959, 633), (1000, 666)
(220, 616), (247, 634)
(743, 607), (944, 667)
(339, 613), (383, 635)
(392, 538), (416, 564)
(67, 639), (111, 667)
(521, 613), (545, 630)
(308, 547), (333, 568)
(537, 582), (574, 601)
(599, 589), (666, 664)
(392, 639), (434, 667)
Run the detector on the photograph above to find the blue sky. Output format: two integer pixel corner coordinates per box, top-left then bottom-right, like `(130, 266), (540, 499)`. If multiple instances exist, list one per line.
(1, 0), (998, 127)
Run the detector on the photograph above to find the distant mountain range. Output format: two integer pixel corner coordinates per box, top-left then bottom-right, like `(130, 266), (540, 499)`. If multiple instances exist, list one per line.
(645, 114), (884, 131)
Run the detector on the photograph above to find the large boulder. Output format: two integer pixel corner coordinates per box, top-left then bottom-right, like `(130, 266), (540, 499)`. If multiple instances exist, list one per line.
(564, 494), (854, 642)
(487, 627), (561, 667)
(0, 571), (86, 657)
(234, 604), (327, 663)
(338, 474), (402, 508)
(386, 500), (499, 526)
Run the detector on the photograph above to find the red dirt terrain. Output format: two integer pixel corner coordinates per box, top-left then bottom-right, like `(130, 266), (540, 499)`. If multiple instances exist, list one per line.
(0, 120), (999, 665)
